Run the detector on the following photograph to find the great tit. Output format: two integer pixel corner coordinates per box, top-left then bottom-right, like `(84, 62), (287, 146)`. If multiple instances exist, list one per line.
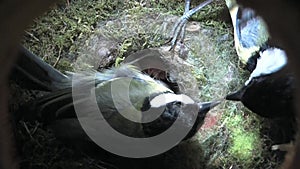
(226, 47), (295, 118)
(224, 0), (270, 71)
(14, 46), (221, 147)
(221, 0), (296, 119)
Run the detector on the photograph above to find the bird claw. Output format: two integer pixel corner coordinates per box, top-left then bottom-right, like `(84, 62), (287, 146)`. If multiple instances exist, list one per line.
(168, 0), (191, 52)
(168, 18), (190, 60)
(169, 17), (188, 51)
(168, 0), (214, 54)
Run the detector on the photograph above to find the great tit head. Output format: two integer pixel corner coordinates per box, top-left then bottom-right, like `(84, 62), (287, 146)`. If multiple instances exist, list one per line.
(141, 93), (221, 140)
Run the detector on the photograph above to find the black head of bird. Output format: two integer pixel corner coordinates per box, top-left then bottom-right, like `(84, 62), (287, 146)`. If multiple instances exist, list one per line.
(142, 94), (221, 140)
(14, 46), (221, 148)
(226, 47), (295, 118)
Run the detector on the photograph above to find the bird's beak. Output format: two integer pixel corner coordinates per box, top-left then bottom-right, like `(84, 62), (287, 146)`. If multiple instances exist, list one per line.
(198, 99), (222, 113)
(225, 86), (246, 101)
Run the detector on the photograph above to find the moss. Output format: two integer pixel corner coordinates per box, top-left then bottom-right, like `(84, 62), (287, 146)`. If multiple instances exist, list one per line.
(191, 67), (207, 84)
(227, 115), (261, 163)
(56, 58), (74, 72)
(190, 0), (228, 22)
(22, 0), (124, 69)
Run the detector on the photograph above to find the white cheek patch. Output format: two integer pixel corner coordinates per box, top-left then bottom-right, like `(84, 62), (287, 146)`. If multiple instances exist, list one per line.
(150, 93), (195, 108)
(245, 48), (287, 85)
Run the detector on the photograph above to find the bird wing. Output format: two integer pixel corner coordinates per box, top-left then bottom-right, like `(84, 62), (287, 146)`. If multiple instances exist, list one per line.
(227, 3), (269, 65)
(235, 8), (269, 64)
(25, 65), (172, 138)
(237, 8), (269, 49)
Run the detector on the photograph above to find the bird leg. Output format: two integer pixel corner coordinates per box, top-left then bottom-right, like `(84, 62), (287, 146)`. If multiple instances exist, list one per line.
(169, 0), (190, 51)
(169, 0), (214, 51)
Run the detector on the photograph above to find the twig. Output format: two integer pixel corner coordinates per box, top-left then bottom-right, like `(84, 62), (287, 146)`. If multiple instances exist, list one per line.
(53, 47), (62, 68)
(22, 121), (34, 140)
(24, 31), (40, 42)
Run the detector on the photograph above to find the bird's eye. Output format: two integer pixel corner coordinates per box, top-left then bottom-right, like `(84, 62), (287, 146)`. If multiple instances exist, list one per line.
(173, 101), (183, 106)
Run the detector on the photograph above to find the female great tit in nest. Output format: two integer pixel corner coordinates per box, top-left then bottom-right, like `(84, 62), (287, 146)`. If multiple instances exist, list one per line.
(13, 46), (221, 149)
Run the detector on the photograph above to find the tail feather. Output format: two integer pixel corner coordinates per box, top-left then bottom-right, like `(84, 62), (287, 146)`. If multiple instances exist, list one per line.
(55, 102), (77, 118)
(11, 46), (71, 91)
(23, 88), (94, 124)
(37, 90), (74, 121)
(17, 89), (74, 123)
